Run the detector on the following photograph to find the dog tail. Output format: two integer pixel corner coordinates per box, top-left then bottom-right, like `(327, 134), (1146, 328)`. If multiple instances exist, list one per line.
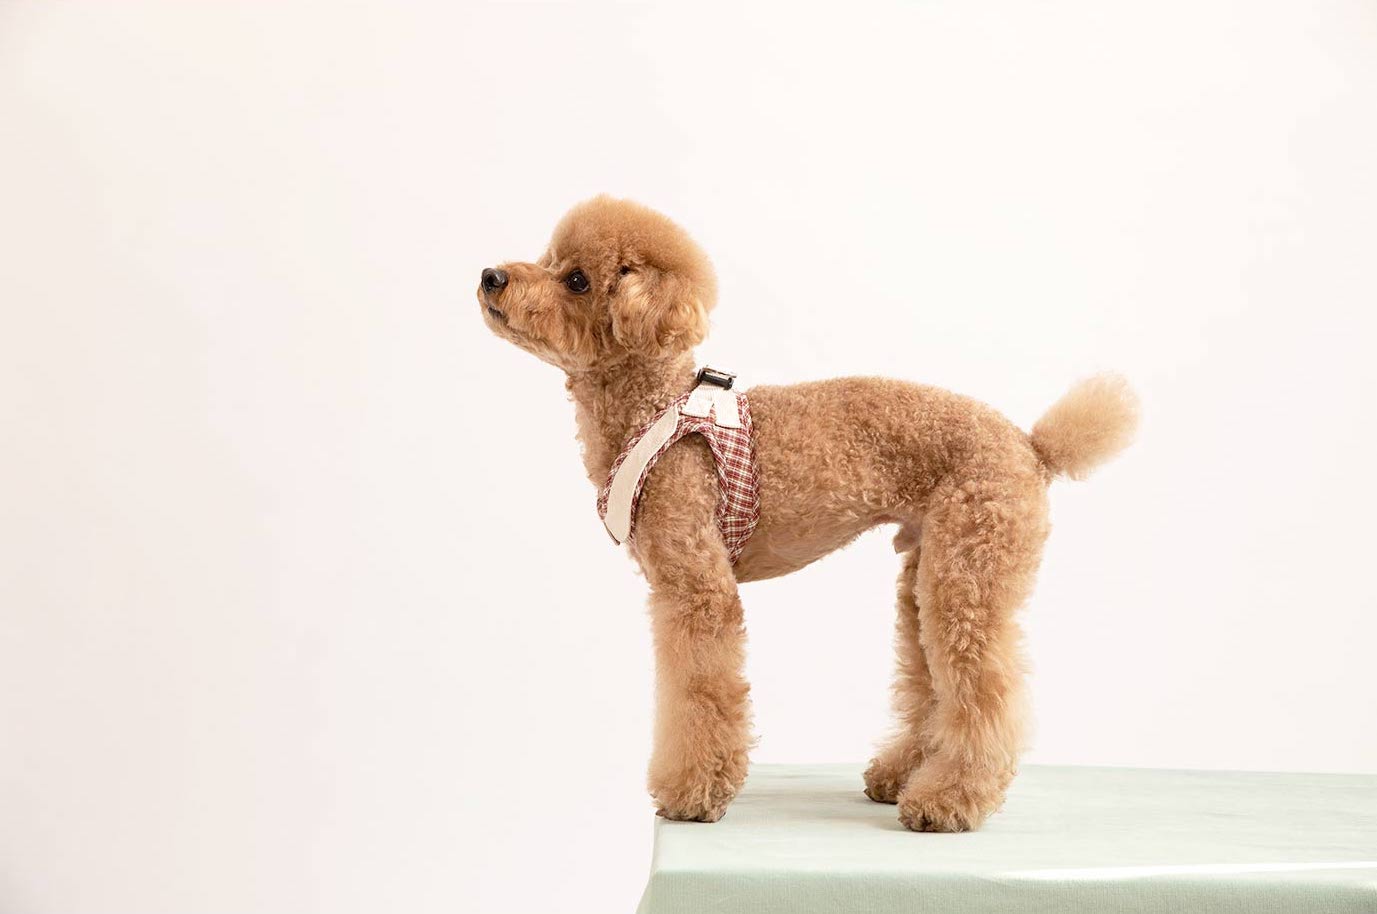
(1030, 374), (1139, 480)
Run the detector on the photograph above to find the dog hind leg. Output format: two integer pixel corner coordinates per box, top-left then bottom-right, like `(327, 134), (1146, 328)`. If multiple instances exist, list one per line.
(864, 548), (936, 804)
(897, 475), (1048, 832)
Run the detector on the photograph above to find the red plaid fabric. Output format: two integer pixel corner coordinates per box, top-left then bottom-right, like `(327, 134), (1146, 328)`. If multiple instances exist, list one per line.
(597, 387), (761, 564)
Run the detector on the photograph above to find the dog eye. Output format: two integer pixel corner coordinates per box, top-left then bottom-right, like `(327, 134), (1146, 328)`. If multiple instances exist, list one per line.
(565, 270), (590, 294)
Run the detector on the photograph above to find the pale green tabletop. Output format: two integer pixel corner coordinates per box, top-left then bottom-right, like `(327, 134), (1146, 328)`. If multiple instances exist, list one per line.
(637, 763), (1377, 914)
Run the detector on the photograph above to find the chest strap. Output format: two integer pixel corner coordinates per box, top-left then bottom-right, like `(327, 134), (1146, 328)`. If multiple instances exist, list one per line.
(597, 368), (760, 563)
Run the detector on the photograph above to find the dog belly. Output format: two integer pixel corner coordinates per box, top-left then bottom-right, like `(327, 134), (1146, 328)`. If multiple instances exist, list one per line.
(732, 517), (881, 583)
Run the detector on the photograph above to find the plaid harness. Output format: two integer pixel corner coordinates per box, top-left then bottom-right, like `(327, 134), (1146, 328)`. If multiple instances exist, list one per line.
(597, 369), (761, 564)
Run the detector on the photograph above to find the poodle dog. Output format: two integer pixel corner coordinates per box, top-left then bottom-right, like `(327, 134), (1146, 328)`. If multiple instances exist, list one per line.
(477, 196), (1138, 832)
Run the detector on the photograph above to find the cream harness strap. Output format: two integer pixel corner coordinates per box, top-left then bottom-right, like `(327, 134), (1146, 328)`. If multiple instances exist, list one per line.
(596, 368), (761, 564)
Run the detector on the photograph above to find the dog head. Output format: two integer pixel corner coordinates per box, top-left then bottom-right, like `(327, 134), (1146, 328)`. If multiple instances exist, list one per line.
(478, 196), (717, 372)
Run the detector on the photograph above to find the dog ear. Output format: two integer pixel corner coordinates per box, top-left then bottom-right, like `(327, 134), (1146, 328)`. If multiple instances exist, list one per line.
(610, 265), (711, 356)
(550, 195), (718, 356)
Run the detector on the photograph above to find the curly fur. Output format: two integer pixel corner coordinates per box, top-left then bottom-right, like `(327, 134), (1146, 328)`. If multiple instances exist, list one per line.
(1032, 374), (1140, 480)
(478, 196), (1138, 831)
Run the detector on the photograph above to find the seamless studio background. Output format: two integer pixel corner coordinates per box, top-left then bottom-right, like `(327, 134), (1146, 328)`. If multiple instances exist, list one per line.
(3, 2), (1376, 913)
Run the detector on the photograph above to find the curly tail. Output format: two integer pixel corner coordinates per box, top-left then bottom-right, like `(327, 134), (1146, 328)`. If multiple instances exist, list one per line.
(1031, 374), (1140, 480)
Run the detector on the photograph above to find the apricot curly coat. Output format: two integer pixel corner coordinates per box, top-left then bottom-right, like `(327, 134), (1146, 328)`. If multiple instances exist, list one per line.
(478, 196), (1138, 832)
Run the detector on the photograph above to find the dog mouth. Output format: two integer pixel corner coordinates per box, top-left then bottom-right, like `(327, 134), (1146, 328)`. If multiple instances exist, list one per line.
(486, 305), (507, 323)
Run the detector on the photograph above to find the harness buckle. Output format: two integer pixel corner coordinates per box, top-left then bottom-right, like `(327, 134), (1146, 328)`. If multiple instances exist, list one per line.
(696, 367), (735, 390)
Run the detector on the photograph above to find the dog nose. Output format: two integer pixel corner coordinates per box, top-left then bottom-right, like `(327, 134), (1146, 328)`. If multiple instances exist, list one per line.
(481, 268), (508, 293)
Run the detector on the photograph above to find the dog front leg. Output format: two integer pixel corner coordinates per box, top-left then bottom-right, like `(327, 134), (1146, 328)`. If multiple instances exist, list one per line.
(642, 550), (752, 823)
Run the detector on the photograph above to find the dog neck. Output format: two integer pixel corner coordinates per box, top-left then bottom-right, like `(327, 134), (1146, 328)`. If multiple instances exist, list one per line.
(566, 353), (698, 488)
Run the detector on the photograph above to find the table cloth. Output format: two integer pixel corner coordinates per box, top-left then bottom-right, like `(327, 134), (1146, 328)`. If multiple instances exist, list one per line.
(637, 763), (1376, 913)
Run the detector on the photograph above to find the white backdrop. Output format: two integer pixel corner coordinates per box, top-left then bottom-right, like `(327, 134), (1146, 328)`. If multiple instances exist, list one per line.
(3, 2), (1376, 913)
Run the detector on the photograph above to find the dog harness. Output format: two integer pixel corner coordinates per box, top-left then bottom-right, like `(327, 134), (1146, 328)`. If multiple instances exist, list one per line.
(597, 368), (761, 564)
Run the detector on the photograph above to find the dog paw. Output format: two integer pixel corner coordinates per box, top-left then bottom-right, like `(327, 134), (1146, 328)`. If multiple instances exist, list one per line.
(896, 769), (1010, 833)
(650, 747), (748, 823)
(652, 776), (738, 822)
(862, 757), (909, 804)
(864, 739), (928, 804)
